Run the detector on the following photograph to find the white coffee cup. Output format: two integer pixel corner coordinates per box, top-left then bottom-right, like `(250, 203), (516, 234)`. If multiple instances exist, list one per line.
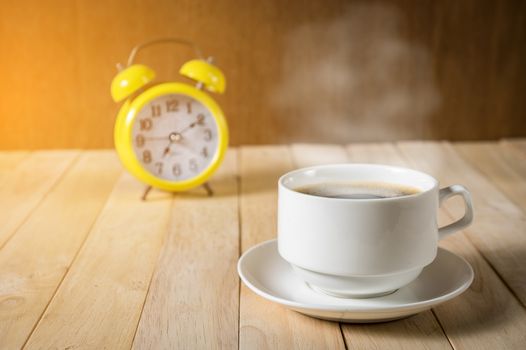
(277, 164), (473, 298)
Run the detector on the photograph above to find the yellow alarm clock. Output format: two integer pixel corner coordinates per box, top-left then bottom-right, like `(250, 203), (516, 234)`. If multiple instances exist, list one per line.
(111, 38), (228, 198)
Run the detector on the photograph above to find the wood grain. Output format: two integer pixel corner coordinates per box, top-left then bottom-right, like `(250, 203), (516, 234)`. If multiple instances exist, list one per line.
(342, 312), (451, 350)
(132, 151), (239, 349)
(0, 151), (79, 248)
(347, 142), (526, 349)
(238, 145), (345, 350)
(0, 1), (525, 149)
(432, 231), (526, 350)
(397, 141), (526, 306)
(500, 139), (526, 181)
(454, 142), (526, 210)
(24, 173), (173, 349)
(0, 152), (29, 176)
(239, 146), (294, 250)
(503, 139), (526, 155)
(0, 151), (121, 349)
(292, 143), (451, 350)
(0, 144), (525, 348)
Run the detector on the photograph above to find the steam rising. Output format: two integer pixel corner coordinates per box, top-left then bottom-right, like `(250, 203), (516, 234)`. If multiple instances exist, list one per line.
(271, 4), (441, 141)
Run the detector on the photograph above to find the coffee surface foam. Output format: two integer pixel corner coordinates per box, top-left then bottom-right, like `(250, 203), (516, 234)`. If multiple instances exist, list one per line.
(295, 181), (421, 199)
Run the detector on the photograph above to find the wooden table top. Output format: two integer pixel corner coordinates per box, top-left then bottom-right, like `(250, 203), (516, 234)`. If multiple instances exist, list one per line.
(1, 140), (525, 349)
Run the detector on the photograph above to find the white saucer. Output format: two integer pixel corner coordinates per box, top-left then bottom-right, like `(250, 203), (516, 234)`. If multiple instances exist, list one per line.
(238, 239), (473, 323)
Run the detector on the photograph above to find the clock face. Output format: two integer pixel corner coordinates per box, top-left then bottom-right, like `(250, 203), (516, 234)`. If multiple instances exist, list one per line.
(131, 94), (219, 181)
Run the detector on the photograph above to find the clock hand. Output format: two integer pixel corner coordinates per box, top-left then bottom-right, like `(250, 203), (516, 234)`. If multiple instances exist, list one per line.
(146, 115), (205, 142)
(144, 136), (168, 141)
(162, 146), (171, 157)
(175, 114), (206, 136)
(176, 124), (195, 135)
(162, 132), (184, 158)
(176, 122), (198, 135)
(145, 115), (204, 158)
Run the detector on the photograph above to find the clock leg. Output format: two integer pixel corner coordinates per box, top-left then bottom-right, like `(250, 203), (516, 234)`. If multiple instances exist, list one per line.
(141, 185), (153, 201)
(203, 182), (214, 196)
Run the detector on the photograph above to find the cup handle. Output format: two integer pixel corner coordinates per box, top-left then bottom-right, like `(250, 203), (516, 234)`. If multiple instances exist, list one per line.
(438, 185), (474, 240)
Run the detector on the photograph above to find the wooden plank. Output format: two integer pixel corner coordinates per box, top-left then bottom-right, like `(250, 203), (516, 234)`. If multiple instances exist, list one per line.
(397, 141), (526, 306)
(0, 151), (29, 175)
(502, 139), (526, 156)
(0, 151), (121, 349)
(0, 151), (79, 248)
(132, 150), (239, 349)
(431, 227), (526, 349)
(24, 173), (173, 349)
(290, 144), (349, 165)
(239, 145), (345, 350)
(346, 143), (408, 167)
(293, 143), (451, 350)
(454, 142), (526, 210)
(347, 142), (526, 349)
(500, 140), (526, 180)
(342, 312), (451, 350)
(239, 146), (294, 250)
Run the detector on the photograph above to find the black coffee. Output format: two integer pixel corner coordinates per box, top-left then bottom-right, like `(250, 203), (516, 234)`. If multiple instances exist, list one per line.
(295, 181), (421, 199)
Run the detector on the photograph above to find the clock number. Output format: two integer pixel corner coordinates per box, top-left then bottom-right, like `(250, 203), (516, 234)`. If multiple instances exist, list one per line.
(142, 150), (152, 164)
(172, 163), (181, 177)
(204, 128), (212, 141)
(189, 158), (198, 172)
(166, 98), (179, 112)
(151, 104), (161, 117)
(201, 146), (208, 158)
(136, 134), (145, 148)
(196, 114), (205, 125)
(186, 102), (192, 114)
(154, 161), (163, 175)
(140, 118), (152, 131)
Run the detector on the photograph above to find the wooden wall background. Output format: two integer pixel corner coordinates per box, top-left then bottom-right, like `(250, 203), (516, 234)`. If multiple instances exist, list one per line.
(0, 0), (524, 149)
